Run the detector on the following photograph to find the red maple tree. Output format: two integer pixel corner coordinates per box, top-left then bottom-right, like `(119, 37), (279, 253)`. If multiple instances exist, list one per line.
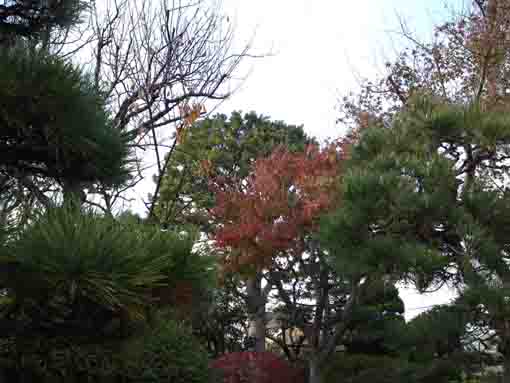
(210, 351), (305, 383)
(210, 141), (349, 273)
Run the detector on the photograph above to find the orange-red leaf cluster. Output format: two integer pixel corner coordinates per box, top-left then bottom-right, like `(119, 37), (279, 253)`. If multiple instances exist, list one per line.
(176, 102), (206, 144)
(210, 351), (305, 383)
(211, 142), (349, 273)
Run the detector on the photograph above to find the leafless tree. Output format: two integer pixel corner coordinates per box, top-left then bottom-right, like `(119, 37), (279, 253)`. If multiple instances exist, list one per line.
(75, 0), (255, 216)
(0, 0), (255, 216)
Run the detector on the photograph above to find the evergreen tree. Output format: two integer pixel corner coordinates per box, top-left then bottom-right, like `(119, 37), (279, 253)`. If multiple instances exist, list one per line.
(0, 46), (131, 204)
(0, 0), (132, 210)
(343, 281), (405, 356)
(0, 0), (87, 46)
(321, 93), (510, 380)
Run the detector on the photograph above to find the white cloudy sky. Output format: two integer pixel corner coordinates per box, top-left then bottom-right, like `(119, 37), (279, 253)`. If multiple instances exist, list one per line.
(215, 0), (466, 140)
(211, 0), (465, 319)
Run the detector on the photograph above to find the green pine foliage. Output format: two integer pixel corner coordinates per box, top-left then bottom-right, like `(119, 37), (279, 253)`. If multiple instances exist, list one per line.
(321, 93), (510, 379)
(0, 46), (131, 188)
(321, 95), (465, 286)
(0, 206), (215, 381)
(0, 206), (211, 335)
(323, 302), (469, 383)
(0, 0), (88, 41)
(322, 353), (404, 383)
(0, 2), (218, 381)
(345, 281), (406, 356)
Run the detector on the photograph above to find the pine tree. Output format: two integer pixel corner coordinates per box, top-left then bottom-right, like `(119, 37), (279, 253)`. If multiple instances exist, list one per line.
(321, 93), (510, 380)
(0, 0), (131, 209)
(0, 0), (87, 46)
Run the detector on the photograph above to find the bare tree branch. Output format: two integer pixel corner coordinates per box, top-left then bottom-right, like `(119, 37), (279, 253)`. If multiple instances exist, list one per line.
(83, 0), (255, 215)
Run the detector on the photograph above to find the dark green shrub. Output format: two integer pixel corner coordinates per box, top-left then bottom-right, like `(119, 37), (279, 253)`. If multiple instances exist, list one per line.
(322, 353), (402, 383)
(0, 319), (211, 382)
(322, 352), (465, 383)
(119, 318), (210, 383)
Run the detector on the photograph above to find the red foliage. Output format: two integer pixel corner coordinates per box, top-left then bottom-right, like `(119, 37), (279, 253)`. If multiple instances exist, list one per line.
(210, 351), (305, 383)
(210, 142), (350, 273)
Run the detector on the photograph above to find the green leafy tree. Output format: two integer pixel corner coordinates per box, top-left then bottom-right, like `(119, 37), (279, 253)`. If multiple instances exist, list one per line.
(343, 281), (405, 356)
(403, 303), (474, 382)
(153, 111), (313, 228)
(192, 272), (248, 358)
(322, 293), (471, 383)
(334, 2), (510, 379)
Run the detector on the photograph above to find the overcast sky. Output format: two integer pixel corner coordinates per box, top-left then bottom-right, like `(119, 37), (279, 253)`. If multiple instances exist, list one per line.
(209, 0), (466, 319)
(215, 0), (465, 140)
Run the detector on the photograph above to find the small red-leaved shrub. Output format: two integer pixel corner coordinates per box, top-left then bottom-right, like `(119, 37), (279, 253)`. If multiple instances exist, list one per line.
(210, 351), (304, 383)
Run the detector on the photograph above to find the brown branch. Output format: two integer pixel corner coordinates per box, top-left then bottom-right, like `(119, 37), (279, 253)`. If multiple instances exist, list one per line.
(318, 276), (369, 366)
(66, 0), (257, 212)
(387, 74), (408, 104)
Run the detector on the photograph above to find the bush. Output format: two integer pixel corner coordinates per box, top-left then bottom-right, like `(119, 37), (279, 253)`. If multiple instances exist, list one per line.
(120, 318), (211, 383)
(322, 352), (464, 383)
(0, 319), (211, 383)
(322, 353), (402, 383)
(0, 207), (214, 382)
(0, 336), (122, 382)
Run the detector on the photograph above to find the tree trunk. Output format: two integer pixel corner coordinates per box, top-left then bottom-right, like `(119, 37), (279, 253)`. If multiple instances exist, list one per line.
(487, 0), (500, 102)
(308, 357), (323, 383)
(499, 327), (510, 383)
(246, 274), (266, 352)
(503, 356), (510, 383)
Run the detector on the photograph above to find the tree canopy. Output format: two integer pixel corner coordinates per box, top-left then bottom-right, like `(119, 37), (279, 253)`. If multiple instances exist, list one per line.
(154, 111), (313, 228)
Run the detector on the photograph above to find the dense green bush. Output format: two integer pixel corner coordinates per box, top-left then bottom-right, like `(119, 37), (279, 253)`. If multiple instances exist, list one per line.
(120, 318), (211, 383)
(322, 352), (465, 383)
(322, 353), (403, 383)
(0, 319), (211, 383)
